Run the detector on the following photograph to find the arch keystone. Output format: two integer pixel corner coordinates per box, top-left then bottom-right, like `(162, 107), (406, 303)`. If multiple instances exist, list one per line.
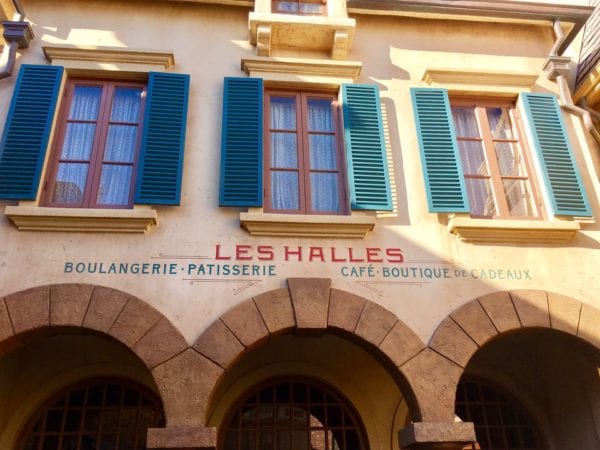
(288, 278), (331, 330)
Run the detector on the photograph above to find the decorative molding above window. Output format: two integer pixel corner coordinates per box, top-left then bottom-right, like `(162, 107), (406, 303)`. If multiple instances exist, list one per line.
(448, 214), (581, 244)
(240, 210), (376, 238)
(422, 68), (539, 95)
(241, 56), (361, 86)
(5, 205), (158, 233)
(248, 13), (356, 59)
(43, 45), (175, 74)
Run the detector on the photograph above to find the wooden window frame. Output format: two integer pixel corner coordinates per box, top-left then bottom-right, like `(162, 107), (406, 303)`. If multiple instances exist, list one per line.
(42, 78), (146, 209)
(264, 89), (348, 215)
(271, 0), (327, 16)
(450, 96), (543, 220)
(221, 377), (369, 450)
(18, 377), (164, 450)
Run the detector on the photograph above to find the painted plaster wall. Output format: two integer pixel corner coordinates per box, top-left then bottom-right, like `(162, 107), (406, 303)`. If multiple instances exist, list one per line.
(0, 0), (598, 348)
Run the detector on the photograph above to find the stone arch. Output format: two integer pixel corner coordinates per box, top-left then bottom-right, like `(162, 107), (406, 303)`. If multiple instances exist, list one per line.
(423, 289), (600, 422)
(0, 284), (188, 425)
(189, 278), (427, 429)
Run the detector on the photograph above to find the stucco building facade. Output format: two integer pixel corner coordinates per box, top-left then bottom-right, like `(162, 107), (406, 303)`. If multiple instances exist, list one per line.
(0, 1), (599, 449)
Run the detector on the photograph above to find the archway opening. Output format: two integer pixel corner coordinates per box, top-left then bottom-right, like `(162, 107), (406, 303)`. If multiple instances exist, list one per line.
(456, 329), (600, 450)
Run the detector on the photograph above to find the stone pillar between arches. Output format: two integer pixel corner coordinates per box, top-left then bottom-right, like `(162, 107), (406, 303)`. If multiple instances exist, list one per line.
(399, 422), (475, 450)
(147, 426), (217, 450)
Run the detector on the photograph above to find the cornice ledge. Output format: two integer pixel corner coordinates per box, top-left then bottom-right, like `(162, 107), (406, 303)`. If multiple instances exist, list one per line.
(448, 215), (580, 244)
(43, 45), (175, 70)
(242, 56), (362, 81)
(240, 212), (376, 238)
(5, 206), (158, 233)
(423, 68), (539, 88)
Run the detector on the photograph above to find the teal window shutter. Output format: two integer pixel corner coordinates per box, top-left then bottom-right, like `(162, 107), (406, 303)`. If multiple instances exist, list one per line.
(410, 87), (470, 213)
(341, 84), (392, 211)
(521, 93), (591, 217)
(219, 77), (263, 207)
(0, 64), (63, 200)
(134, 72), (190, 206)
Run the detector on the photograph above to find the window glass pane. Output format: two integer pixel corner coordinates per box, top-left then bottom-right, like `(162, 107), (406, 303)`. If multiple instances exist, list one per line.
(271, 172), (300, 210)
(495, 142), (526, 177)
(486, 107), (514, 140)
(61, 123), (97, 160)
(259, 431), (274, 450)
(503, 179), (535, 217)
(270, 97), (296, 130)
(105, 125), (137, 162)
(274, 1), (299, 13)
(465, 178), (497, 216)
(299, 2), (323, 14)
(451, 107), (480, 138)
(458, 141), (487, 176)
(307, 99), (333, 132)
(69, 86), (102, 120)
(309, 135), (336, 170)
(271, 133), (298, 168)
(110, 87), (143, 122)
(310, 173), (339, 212)
(292, 430), (308, 450)
(97, 165), (133, 206)
(53, 163), (89, 204)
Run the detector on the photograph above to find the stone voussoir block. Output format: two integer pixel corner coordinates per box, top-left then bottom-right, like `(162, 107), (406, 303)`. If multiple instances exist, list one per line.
(0, 297), (15, 342)
(133, 317), (188, 369)
(328, 288), (366, 333)
(548, 292), (581, 335)
(379, 320), (424, 368)
(253, 288), (296, 335)
(5, 285), (50, 334)
(355, 300), (398, 347)
(478, 291), (521, 333)
(50, 284), (94, 327)
(152, 349), (224, 427)
(450, 300), (497, 347)
(221, 299), (269, 349)
(83, 286), (131, 333)
(577, 302), (600, 350)
(288, 278), (331, 330)
(193, 319), (245, 369)
(510, 290), (550, 328)
(109, 296), (163, 348)
(429, 318), (478, 368)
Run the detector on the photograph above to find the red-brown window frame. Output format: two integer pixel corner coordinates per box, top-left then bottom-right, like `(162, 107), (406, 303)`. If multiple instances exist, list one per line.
(264, 89), (348, 215)
(42, 78), (146, 209)
(450, 96), (544, 220)
(271, 0), (327, 16)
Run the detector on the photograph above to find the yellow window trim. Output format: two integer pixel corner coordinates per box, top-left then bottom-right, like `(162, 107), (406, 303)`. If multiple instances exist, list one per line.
(448, 214), (581, 244)
(240, 210), (376, 238)
(5, 205), (158, 233)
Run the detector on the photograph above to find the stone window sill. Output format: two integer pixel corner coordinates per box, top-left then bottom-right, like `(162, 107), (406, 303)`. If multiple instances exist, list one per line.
(448, 215), (581, 244)
(5, 206), (158, 233)
(248, 13), (356, 59)
(240, 211), (376, 238)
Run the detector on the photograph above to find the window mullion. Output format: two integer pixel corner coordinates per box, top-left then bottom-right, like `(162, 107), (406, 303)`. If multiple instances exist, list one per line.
(86, 82), (113, 208)
(299, 93), (311, 214)
(477, 106), (509, 217)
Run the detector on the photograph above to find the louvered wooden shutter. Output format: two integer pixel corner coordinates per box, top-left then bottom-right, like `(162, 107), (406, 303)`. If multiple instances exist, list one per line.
(521, 93), (591, 217)
(341, 84), (392, 210)
(219, 77), (263, 207)
(410, 87), (470, 213)
(134, 72), (190, 205)
(0, 65), (63, 200)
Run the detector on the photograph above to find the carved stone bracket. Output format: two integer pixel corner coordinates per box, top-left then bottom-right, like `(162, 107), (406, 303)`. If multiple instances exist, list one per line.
(2, 20), (33, 48)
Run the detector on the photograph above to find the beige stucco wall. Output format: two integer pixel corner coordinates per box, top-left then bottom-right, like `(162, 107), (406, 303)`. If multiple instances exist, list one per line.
(0, 0), (599, 447)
